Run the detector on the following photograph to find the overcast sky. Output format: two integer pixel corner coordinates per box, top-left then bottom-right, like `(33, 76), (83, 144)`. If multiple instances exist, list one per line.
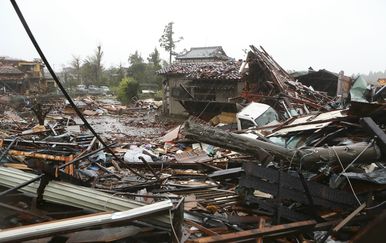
(1, 0), (385, 74)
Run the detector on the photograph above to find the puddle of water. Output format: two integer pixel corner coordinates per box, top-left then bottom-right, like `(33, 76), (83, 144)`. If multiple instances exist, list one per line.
(73, 112), (164, 138)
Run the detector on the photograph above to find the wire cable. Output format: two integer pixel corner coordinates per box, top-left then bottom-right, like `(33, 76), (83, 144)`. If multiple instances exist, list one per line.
(331, 147), (362, 206)
(10, 0), (147, 179)
(365, 200), (386, 210)
(335, 140), (374, 182)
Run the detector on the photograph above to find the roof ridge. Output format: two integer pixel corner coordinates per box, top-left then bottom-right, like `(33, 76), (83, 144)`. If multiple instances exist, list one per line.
(190, 46), (222, 50)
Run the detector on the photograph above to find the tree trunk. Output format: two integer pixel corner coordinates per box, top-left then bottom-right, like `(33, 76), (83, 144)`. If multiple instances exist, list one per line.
(183, 120), (382, 170)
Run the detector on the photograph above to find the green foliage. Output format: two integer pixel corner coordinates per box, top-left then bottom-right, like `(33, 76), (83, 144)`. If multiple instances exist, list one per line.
(148, 48), (161, 70)
(63, 46), (165, 93)
(106, 64), (126, 87)
(80, 61), (94, 86)
(127, 50), (163, 91)
(154, 89), (163, 101)
(159, 22), (183, 64)
(128, 51), (144, 65)
(70, 55), (82, 85)
(117, 77), (139, 104)
(81, 45), (105, 86)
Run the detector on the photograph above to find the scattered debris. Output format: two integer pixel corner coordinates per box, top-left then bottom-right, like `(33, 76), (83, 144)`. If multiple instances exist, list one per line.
(0, 43), (385, 243)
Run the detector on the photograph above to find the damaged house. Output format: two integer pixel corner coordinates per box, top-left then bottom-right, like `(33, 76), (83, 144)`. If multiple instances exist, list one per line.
(158, 46), (242, 119)
(0, 56), (46, 94)
(291, 68), (352, 97)
(0, 65), (25, 94)
(240, 46), (333, 118)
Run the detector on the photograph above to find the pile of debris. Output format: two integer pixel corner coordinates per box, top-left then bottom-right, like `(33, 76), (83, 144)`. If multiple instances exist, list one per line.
(240, 46), (334, 117)
(0, 46), (385, 243)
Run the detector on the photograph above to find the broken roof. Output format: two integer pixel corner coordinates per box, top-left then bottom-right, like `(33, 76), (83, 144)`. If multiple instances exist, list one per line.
(291, 69), (339, 79)
(0, 65), (23, 75)
(176, 46), (230, 61)
(157, 61), (242, 80)
(241, 45), (333, 114)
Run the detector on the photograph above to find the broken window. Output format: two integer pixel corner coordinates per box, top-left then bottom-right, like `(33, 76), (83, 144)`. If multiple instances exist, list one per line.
(239, 118), (255, 129)
(254, 107), (279, 127)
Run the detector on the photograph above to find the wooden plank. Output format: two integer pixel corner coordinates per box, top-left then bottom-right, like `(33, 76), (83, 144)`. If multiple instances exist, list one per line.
(333, 203), (366, 233)
(187, 220), (317, 243)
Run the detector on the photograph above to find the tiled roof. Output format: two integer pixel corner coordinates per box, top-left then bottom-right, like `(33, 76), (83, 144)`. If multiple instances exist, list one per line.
(157, 61), (242, 80)
(176, 46), (229, 60)
(0, 65), (23, 75)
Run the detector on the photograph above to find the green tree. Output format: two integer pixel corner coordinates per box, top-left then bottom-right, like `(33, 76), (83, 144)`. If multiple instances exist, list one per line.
(146, 48), (163, 89)
(80, 60), (94, 86)
(127, 51), (146, 84)
(83, 45), (105, 85)
(129, 51), (144, 65)
(70, 55), (82, 85)
(127, 50), (163, 91)
(106, 63), (126, 87)
(159, 22), (183, 64)
(93, 45), (104, 84)
(147, 48), (161, 70)
(117, 77), (139, 104)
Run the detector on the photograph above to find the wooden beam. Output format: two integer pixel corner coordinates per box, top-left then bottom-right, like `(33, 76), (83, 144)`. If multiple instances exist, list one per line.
(187, 220), (318, 243)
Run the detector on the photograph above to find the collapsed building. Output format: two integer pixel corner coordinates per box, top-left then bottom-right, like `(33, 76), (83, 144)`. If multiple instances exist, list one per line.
(239, 46), (334, 118)
(3, 2), (385, 241)
(158, 46), (243, 119)
(0, 41), (385, 242)
(0, 56), (52, 94)
(291, 68), (352, 97)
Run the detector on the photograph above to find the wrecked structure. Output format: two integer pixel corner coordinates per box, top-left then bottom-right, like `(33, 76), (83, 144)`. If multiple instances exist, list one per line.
(158, 46), (242, 119)
(0, 41), (385, 242)
(1, 1), (386, 241)
(0, 57), (48, 94)
(291, 68), (352, 97)
(240, 46), (334, 118)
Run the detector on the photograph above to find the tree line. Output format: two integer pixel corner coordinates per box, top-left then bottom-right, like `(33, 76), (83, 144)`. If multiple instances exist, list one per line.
(61, 22), (183, 103)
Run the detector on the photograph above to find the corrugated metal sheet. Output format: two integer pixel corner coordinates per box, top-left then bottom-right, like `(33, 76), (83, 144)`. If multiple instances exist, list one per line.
(0, 167), (170, 225)
(0, 200), (173, 242)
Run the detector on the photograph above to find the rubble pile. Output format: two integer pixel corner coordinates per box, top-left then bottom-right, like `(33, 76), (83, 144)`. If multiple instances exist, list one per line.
(241, 46), (334, 116)
(0, 50), (385, 243)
